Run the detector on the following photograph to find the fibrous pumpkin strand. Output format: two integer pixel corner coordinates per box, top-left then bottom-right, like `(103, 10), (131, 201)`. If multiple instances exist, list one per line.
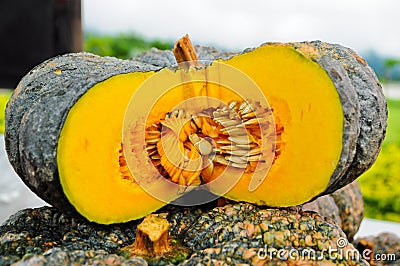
(144, 100), (284, 186)
(119, 147), (135, 182)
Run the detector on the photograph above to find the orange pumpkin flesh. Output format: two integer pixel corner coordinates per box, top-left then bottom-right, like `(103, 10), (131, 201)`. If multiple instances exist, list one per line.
(57, 72), (167, 224)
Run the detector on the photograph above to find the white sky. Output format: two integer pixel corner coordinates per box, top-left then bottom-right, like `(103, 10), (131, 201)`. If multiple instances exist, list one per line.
(83, 0), (400, 57)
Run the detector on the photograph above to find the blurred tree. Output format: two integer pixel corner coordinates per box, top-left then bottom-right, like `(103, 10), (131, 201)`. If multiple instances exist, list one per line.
(84, 33), (172, 59)
(384, 58), (400, 81)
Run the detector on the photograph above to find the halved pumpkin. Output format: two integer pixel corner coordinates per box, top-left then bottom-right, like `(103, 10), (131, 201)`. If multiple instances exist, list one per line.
(5, 41), (387, 224)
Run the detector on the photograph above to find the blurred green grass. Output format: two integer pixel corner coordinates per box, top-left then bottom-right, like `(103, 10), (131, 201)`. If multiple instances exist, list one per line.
(0, 92), (11, 134)
(382, 99), (400, 146)
(358, 99), (400, 222)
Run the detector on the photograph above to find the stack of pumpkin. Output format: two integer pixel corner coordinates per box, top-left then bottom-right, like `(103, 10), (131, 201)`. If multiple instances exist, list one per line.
(1, 37), (393, 265)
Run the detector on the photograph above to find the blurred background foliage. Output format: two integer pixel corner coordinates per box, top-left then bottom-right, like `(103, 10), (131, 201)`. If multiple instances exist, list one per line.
(358, 99), (400, 222)
(0, 93), (10, 133)
(1, 32), (400, 222)
(84, 33), (172, 58)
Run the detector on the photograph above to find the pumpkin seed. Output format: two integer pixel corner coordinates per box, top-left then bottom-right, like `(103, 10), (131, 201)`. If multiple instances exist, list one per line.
(188, 134), (201, 144)
(219, 145), (238, 151)
(246, 155), (262, 162)
(225, 155), (247, 164)
(191, 115), (202, 128)
(220, 120), (241, 127)
(198, 141), (213, 156)
(214, 155), (230, 165)
(239, 102), (253, 114)
(228, 100), (238, 109)
(247, 146), (262, 156)
(228, 136), (251, 145)
(241, 111), (257, 119)
(151, 154), (161, 160)
(221, 127), (247, 136)
(145, 145), (157, 151)
(239, 101), (248, 111)
(236, 143), (257, 149)
(146, 138), (160, 144)
(231, 162), (248, 169)
(224, 149), (250, 157)
(147, 149), (158, 156)
(243, 118), (260, 126)
(190, 121), (198, 130)
(146, 130), (161, 135)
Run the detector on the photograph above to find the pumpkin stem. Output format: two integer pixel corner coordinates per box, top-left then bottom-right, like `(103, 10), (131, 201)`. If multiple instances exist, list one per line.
(173, 34), (199, 65)
(123, 213), (171, 257)
(119, 213), (191, 264)
(172, 34), (202, 119)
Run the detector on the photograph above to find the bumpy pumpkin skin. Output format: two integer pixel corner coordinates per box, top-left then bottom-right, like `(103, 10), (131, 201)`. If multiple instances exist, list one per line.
(181, 203), (368, 265)
(5, 53), (159, 217)
(331, 180), (364, 242)
(303, 180), (364, 242)
(5, 42), (387, 222)
(292, 42), (387, 194)
(0, 203), (369, 265)
(355, 232), (400, 265)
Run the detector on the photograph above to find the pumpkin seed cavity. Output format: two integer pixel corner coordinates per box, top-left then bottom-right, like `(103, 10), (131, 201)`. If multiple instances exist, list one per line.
(131, 100), (284, 187)
(119, 100), (284, 186)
